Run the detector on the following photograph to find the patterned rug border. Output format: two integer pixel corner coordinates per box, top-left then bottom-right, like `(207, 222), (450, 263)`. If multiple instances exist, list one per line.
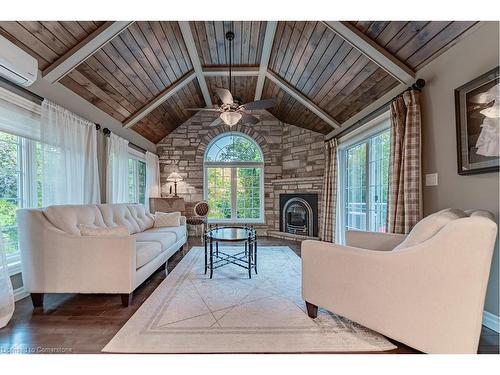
(102, 246), (396, 353)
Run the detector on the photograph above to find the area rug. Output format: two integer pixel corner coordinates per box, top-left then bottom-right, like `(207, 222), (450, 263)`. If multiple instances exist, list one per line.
(103, 246), (396, 353)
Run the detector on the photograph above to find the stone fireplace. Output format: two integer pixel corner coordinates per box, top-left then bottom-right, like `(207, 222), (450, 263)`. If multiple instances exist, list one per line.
(280, 193), (318, 237)
(268, 176), (323, 241)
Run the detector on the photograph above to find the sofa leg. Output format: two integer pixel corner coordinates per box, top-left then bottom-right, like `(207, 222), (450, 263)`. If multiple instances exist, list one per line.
(121, 293), (133, 307)
(31, 293), (44, 308)
(305, 301), (318, 318)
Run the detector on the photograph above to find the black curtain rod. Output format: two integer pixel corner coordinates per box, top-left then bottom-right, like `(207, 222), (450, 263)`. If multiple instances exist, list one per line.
(328, 79), (426, 141)
(102, 127), (147, 154)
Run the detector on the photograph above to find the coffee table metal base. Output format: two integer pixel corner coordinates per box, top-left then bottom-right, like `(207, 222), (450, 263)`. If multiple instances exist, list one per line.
(204, 226), (257, 279)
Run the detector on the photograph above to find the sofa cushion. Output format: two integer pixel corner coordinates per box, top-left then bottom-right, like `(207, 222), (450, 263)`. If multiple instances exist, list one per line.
(144, 226), (187, 242)
(79, 224), (128, 236)
(43, 205), (105, 236)
(136, 241), (162, 269)
(98, 204), (141, 234)
(133, 231), (177, 251)
(393, 208), (468, 251)
(128, 204), (154, 231)
(154, 211), (181, 228)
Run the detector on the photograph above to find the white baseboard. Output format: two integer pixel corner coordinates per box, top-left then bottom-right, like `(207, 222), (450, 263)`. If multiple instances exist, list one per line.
(13, 287), (28, 302)
(483, 310), (500, 333)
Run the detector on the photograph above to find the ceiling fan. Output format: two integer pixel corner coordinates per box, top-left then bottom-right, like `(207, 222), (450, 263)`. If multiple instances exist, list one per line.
(185, 31), (276, 127)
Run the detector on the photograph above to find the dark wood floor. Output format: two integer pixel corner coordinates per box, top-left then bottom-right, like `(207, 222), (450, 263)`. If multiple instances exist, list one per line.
(0, 236), (498, 354)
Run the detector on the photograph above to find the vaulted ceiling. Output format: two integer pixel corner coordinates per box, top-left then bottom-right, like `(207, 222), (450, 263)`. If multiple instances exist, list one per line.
(0, 21), (478, 143)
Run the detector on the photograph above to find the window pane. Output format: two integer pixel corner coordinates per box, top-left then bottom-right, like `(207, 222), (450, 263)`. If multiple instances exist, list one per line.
(128, 158), (136, 203)
(128, 158), (146, 205)
(0, 131), (20, 255)
(345, 142), (367, 231)
(368, 130), (390, 232)
(207, 167), (232, 220)
(236, 167), (261, 220)
(36, 142), (43, 208)
(206, 135), (262, 162)
(137, 160), (146, 205)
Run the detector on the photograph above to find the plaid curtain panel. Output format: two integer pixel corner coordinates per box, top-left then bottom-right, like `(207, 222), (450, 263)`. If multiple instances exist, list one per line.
(387, 90), (422, 234)
(320, 138), (337, 242)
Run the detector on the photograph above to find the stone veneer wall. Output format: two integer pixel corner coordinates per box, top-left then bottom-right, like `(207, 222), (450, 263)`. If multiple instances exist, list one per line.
(281, 124), (325, 179)
(156, 109), (326, 235)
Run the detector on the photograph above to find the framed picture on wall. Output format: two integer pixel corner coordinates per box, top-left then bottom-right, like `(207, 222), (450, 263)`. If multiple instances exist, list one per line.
(455, 66), (499, 175)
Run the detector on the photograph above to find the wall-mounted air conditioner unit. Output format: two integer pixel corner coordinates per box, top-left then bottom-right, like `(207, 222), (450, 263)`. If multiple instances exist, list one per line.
(0, 35), (38, 87)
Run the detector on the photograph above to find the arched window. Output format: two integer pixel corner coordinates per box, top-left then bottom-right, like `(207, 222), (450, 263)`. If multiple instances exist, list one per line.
(204, 133), (264, 223)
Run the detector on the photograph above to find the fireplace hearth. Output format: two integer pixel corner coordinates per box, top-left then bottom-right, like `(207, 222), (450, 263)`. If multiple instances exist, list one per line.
(279, 193), (318, 237)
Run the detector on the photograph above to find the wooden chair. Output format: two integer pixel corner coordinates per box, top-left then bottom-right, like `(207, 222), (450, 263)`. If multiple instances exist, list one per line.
(186, 201), (209, 241)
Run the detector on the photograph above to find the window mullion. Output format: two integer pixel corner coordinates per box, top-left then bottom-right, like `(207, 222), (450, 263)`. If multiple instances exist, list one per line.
(22, 138), (38, 208)
(231, 167), (237, 220)
(365, 140), (371, 232)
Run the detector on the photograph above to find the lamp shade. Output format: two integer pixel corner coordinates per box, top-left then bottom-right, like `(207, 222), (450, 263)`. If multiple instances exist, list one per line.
(167, 172), (183, 182)
(220, 111), (242, 127)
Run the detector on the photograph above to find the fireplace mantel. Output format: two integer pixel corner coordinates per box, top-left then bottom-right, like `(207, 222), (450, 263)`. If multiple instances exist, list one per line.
(269, 176), (323, 185)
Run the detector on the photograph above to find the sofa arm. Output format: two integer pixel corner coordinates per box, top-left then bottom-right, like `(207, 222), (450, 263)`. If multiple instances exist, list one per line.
(18, 209), (136, 294)
(345, 230), (406, 251)
(180, 216), (186, 226)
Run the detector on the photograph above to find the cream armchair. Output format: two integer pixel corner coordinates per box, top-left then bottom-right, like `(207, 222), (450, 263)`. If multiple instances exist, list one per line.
(301, 209), (497, 354)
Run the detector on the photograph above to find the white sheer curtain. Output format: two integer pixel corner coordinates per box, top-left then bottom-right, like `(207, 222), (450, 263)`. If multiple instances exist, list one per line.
(106, 133), (129, 203)
(145, 151), (160, 212)
(41, 100), (100, 206)
(0, 235), (14, 328)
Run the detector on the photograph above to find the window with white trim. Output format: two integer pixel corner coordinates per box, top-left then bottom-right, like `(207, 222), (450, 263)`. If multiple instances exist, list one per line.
(0, 87), (42, 276)
(0, 131), (42, 275)
(204, 133), (264, 223)
(337, 112), (391, 243)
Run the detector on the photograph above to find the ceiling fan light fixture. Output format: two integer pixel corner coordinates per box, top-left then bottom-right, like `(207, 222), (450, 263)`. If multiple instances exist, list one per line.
(220, 111), (242, 127)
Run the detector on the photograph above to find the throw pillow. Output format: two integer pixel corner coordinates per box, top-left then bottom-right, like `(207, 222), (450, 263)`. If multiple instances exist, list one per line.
(154, 211), (181, 228)
(79, 224), (129, 236)
(393, 208), (467, 251)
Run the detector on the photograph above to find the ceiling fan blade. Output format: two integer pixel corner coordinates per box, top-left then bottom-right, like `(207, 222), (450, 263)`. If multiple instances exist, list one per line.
(240, 113), (260, 125)
(184, 108), (221, 112)
(209, 116), (223, 127)
(239, 98), (275, 111)
(214, 87), (234, 105)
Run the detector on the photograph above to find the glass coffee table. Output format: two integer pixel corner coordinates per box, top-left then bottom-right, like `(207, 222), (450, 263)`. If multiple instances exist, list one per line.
(204, 225), (257, 279)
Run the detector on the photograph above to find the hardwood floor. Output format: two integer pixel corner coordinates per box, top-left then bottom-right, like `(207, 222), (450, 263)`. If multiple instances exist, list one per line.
(0, 236), (498, 354)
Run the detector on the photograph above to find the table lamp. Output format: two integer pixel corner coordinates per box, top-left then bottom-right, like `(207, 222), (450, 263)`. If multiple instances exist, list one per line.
(167, 172), (183, 197)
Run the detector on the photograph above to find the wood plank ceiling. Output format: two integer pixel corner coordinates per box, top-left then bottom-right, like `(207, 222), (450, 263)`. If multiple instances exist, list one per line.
(0, 20), (478, 142)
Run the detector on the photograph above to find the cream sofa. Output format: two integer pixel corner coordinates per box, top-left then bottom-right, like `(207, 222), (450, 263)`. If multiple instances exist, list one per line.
(302, 209), (498, 354)
(17, 203), (187, 307)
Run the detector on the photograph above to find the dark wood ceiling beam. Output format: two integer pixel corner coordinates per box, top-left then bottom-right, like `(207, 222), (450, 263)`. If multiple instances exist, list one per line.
(322, 21), (415, 84)
(123, 71), (197, 129)
(42, 21), (134, 84)
(178, 21), (212, 106)
(254, 21), (278, 100)
(266, 70), (340, 129)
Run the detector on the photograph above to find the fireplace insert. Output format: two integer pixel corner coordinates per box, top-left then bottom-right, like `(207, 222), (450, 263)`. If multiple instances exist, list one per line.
(279, 193), (318, 237)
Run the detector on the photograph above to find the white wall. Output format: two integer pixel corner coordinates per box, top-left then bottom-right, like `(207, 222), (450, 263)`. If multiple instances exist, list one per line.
(418, 22), (499, 317)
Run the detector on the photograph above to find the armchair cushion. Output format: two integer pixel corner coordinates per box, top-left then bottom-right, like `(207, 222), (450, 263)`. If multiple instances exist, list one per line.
(393, 208), (467, 251)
